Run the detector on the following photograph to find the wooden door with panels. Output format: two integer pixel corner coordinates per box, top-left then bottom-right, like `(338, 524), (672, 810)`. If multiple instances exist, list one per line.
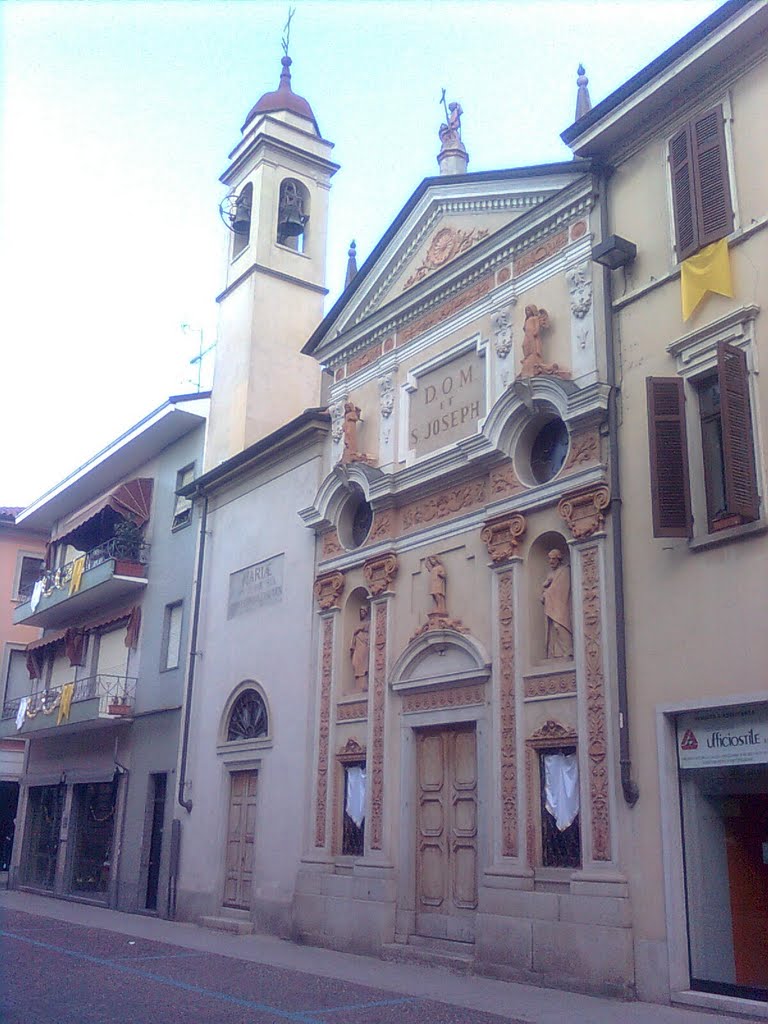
(415, 724), (478, 942)
(223, 770), (258, 910)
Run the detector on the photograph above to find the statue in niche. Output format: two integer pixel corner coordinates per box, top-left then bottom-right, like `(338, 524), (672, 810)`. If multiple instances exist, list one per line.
(541, 549), (573, 659)
(342, 402), (361, 458)
(519, 304), (568, 379)
(349, 605), (371, 689)
(425, 555), (448, 617)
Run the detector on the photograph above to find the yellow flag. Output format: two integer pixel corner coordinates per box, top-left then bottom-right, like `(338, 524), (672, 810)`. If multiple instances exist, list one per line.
(57, 682), (75, 725)
(681, 238), (733, 320)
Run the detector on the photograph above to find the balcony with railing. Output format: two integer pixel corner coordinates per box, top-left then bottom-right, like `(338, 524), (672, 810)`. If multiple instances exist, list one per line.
(0, 674), (137, 738)
(13, 537), (149, 629)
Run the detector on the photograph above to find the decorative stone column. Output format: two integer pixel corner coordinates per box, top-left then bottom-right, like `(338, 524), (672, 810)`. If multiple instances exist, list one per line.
(312, 570), (345, 851)
(481, 512), (527, 866)
(558, 484), (616, 867)
(362, 552), (398, 855)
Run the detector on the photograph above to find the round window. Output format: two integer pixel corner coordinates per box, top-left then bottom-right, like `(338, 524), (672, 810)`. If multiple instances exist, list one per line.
(338, 489), (373, 549)
(530, 418), (569, 484)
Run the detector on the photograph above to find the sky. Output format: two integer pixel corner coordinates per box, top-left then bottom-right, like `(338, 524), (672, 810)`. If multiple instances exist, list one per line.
(0, 0), (722, 507)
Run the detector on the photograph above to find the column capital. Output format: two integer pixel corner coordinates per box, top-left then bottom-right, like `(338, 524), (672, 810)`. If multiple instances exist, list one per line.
(363, 551), (399, 597)
(481, 512), (527, 565)
(314, 570), (345, 611)
(558, 483), (610, 541)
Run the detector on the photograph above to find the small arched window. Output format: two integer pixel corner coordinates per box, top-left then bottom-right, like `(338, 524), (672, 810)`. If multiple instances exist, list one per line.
(276, 178), (310, 253)
(226, 688), (268, 741)
(232, 183), (253, 261)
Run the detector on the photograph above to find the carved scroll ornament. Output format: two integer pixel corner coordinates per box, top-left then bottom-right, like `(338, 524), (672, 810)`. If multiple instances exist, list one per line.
(314, 571), (345, 611)
(481, 512), (526, 564)
(559, 484), (611, 539)
(362, 552), (399, 596)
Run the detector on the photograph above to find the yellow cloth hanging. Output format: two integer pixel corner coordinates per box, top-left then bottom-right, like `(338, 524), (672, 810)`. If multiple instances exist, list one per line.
(680, 238), (733, 320)
(57, 682), (75, 725)
(69, 556), (86, 594)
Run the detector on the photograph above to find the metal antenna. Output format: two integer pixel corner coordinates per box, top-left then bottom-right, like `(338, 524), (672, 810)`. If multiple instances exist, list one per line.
(282, 7), (296, 58)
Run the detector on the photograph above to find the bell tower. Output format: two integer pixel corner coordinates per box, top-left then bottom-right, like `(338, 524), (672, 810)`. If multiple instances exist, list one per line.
(205, 53), (339, 469)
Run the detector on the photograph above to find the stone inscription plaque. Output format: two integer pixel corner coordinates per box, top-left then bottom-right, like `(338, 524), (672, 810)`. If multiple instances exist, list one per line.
(408, 349), (485, 456)
(228, 554), (284, 619)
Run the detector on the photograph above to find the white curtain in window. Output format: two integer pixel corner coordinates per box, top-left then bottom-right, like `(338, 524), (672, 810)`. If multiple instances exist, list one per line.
(544, 752), (580, 831)
(345, 766), (366, 828)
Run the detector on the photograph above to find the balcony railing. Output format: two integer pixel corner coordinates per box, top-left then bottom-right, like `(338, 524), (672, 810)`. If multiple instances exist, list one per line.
(1, 674), (137, 723)
(18, 538), (149, 603)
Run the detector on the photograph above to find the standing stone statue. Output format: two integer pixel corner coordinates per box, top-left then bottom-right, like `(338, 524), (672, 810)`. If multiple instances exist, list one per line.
(425, 555), (448, 617)
(541, 549), (573, 659)
(519, 304), (569, 379)
(349, 605), (370, 689)
(342, 402), (361, 459)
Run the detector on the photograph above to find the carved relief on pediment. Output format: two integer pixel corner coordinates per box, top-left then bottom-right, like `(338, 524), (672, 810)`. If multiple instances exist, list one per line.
(402, 226), (491, 291)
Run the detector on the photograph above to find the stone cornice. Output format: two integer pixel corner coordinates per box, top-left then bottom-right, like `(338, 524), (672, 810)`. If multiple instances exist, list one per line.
(315, 177), (595, 368)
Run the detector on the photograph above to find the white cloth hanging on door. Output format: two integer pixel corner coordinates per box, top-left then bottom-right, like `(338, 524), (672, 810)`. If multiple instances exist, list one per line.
(544, 752), (579, 831)
(345, 766), (366, 828)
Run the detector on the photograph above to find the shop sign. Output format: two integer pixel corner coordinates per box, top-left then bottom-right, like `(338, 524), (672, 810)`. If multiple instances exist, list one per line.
(227, 554), (284, 619)
(677, 706), (768, 769)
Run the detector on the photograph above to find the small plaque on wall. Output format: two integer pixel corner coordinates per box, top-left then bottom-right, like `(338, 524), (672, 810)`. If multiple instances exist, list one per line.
(228, 554), (284, 618)
(407, 345), (486, 457)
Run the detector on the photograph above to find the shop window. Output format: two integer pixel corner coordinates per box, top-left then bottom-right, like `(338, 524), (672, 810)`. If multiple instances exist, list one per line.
(539, 747), (581, 869)
(226, 689), (268, 742)
(669, 104), (734, 262)
(160, 602), (183, 671)
(69, 780), (117, 897)
(677, 709), (768, 1001)
(23, 784), (64, 890)
(172, 464), (195, 530)
(342, 762), (366, 856)
(647, 341), (759, 538)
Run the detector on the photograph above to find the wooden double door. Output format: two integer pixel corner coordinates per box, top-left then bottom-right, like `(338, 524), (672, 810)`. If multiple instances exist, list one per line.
(224, 770), (258, 910)
(415, 724), (478, 942)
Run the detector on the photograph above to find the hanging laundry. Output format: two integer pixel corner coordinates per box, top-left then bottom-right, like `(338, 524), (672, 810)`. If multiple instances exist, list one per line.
(15, 697), (28, 732)
(345, 766), (366, 828)
(544, 752), (580, 831)
(69, 556), (86, 595)
(30, 579), (45, 612)
(57, 683), (75, 725)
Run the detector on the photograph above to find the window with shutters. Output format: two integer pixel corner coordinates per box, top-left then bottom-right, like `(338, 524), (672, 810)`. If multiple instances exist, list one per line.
(669, 105), (734, 262)
(647, 338), (760, 540)
(172, 464), (195, 531)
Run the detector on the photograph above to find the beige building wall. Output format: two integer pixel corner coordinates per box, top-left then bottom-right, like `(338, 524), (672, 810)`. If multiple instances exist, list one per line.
(595, 34), (768, 1012)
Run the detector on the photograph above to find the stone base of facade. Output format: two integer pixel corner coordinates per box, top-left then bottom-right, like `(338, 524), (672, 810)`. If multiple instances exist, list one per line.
(292, 867), (397, 955)
(175, 888), (293, 939)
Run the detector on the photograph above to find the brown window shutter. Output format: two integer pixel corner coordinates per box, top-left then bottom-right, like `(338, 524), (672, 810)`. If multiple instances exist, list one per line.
(646, 377), (693, 537)
(718, 341), (759, 522)
(692, 106), (734, 247)
(669, 124), (699, 261)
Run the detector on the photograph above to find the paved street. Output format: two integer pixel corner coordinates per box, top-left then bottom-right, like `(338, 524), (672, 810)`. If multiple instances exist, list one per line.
(0, 891), (762, 1024)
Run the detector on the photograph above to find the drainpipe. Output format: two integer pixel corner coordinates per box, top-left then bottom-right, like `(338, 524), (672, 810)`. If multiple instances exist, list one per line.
(177, 488), (208, 813)
(597, 165), (639, 807)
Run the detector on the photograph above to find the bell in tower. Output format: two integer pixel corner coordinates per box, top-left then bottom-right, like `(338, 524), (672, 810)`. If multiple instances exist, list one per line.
(277, 179), (309, 247)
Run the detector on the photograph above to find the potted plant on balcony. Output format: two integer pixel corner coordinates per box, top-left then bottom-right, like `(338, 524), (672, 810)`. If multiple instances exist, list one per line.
(112, 519), (142, 561)
(107, 686), (132, 716)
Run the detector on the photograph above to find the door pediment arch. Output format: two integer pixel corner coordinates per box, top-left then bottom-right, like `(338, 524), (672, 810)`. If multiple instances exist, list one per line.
(390, 628), (490, 696)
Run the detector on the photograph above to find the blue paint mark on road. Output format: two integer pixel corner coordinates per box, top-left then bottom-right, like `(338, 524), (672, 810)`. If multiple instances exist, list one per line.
(312, 997), (417, 1013)
(110, 951), (207, 961)
(0, 928), (325, 1023)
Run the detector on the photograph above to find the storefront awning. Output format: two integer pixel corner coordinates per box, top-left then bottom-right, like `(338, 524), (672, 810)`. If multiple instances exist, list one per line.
(51, 478), (153, 544)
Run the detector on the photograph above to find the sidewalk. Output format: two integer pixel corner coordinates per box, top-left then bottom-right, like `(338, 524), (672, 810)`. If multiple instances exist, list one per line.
(0, 889), (762, 1024)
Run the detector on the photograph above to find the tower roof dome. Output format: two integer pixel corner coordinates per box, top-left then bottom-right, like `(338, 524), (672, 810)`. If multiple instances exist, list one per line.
(242, 56), (319, 134)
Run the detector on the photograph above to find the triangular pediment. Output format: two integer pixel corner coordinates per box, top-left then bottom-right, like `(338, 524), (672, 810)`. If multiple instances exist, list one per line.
(305, 163), (591, 358)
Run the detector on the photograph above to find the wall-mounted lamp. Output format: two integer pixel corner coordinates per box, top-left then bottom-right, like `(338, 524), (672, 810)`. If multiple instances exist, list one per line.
(591, 234), (637, 270)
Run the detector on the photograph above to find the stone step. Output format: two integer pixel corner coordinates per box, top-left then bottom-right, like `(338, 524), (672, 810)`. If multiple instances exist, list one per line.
(381, 939), (474, 975)
(198, 914), (254, 936)
(407, 934), (475, 956)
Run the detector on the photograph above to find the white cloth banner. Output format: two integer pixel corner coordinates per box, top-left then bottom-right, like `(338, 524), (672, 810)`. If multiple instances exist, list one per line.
(345, 765), (366, 828)
(30, 579), (44, 612)
(544, 752), (579, 831)
(16, 697), (28, 731)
